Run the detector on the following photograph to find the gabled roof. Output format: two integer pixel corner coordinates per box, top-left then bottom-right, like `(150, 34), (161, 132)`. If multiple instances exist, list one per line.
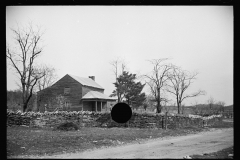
(82, 91), (117, 101)
(68, 74), (104, 89)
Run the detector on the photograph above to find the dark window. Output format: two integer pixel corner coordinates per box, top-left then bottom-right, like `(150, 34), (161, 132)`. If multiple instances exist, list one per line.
(64, 87), (70, 95)
(65, 101), (71, 107)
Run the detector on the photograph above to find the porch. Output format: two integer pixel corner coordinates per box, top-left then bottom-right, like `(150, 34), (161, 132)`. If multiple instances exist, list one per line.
(81, 91), (117, 112)
(82, 100), (107, 112)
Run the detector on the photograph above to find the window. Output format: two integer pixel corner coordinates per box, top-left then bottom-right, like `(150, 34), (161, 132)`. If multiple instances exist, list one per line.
(64, 87), (70, 95)
(65, 101), (71, 107)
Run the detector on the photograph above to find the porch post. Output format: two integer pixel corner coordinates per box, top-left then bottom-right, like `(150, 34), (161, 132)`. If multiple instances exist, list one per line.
(101, 101), (102, 112)
(95, 101), (97, 112)
(82, 101), (83, 111)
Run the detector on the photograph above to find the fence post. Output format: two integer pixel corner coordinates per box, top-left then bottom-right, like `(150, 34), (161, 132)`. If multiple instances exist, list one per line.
(162, 115), (165, 129)
(165, 112), (167, 130)
(110, 109), (112, 127)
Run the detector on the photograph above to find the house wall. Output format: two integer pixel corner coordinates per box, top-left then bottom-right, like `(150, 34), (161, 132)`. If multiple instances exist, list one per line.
(37, 88), (57, 112)
(37, 74), (83, 111)
(101, 102), (108, 111)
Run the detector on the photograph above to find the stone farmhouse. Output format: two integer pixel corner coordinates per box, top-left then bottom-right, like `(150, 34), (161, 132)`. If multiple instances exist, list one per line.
(37, 74), (117, 112)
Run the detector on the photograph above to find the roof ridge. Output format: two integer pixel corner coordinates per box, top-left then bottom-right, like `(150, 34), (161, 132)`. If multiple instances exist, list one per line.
(68, 74), (88, 79)
(67, 74), (104, 89)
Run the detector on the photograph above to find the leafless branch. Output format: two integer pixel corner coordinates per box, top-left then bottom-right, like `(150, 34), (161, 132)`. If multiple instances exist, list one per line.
(166, 65), (206, 114)
(36, 65), (58, 91)
(182, 90), (206, 101)
(6, 22), (45, 112)
(144, 58), (172, 113)
(207, 96), (215, 110)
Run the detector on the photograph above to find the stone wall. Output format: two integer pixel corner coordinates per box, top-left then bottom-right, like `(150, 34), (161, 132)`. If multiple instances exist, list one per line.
(7, 110), (223, 129)
(222, 112), (233, 119)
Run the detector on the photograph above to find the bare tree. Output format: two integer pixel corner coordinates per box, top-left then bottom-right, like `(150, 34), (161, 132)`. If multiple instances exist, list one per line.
(36, 65), (58, 91)
(162, 100), (171, 114)
(144, 58), (172, 113)
(6, 23), (46, 112)
(192, 100), (200, 115)
(217, 101), (225, 107)
(217, 101), (225, 112)
(109, 57), (128, 102)
(143, 94), (156, 112)
(166, 66), (206, 114)
(207, 96), (215, 110)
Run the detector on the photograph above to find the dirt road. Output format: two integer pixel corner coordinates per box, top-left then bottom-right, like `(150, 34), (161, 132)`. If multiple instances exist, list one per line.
(23, 128), (233, 159)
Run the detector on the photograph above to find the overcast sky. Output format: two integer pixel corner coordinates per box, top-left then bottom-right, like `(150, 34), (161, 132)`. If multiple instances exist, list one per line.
(6, 6), (233, 106)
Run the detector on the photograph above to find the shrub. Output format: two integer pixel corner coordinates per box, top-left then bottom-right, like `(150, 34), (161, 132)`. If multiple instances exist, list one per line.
(56, 122), (79, 131)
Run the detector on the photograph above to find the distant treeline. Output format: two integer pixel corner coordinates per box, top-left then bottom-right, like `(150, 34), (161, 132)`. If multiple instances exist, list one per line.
(7, 90), (36, 111)
(139, 103), (233, 115)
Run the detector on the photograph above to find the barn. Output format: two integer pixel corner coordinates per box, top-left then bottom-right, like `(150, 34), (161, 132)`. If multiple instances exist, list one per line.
(37, 74), (117, 112)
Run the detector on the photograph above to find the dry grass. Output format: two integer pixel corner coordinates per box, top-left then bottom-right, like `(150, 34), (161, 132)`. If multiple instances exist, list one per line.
(7, 119), (233, 158)
(7, 127), (202, 157)
(190, 146), (234, 159)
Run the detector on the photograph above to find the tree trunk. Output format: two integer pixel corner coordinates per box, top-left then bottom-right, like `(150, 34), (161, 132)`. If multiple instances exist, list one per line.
(22, 89), (33, 112)
(156, 88), (162, 113)
(22, 96), (27, 112)
(22, 83), (26, 112)
(156, 100), (161, 113)
(23, 103), (28, 112)
(177, 102), (181, 114)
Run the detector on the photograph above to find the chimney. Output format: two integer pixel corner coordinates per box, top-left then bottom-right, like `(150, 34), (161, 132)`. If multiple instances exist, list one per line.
(89, 76), (95, 81)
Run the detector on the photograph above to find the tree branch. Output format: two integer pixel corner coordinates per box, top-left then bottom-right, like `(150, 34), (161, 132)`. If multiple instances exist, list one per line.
(182, 90), (206, 101)
(6, 49), (23, 78)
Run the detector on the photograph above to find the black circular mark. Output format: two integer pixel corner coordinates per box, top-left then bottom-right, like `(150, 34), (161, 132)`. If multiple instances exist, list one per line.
(111, 103), (132, 123)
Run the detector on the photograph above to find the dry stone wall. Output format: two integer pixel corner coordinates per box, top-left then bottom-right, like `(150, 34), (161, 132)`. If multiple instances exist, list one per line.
(7, 110), (223, 129)
(222, 112), (233, 119)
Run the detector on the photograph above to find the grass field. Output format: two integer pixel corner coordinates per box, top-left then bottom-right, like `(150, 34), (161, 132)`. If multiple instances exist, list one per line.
(7, 119), (233, 158)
